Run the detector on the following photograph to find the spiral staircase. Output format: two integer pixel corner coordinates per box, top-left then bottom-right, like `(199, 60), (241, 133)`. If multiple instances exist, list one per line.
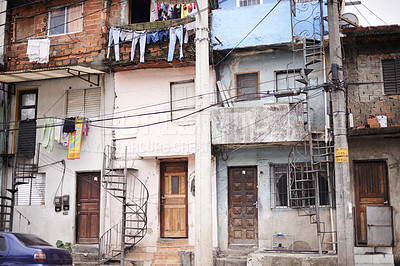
(99, 145), (149, 265)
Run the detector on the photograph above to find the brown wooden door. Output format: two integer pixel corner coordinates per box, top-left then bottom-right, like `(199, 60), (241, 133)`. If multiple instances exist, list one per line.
(76, 172), (100, 243)
(160, 162), (188, 238)
(229, 167), (258, 245)
(354, 161), (389, 246)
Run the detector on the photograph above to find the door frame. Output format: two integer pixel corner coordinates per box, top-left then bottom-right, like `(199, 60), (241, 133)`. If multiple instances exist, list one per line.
(75, 171), (101, 244)
(160, 161), (188, 238)
(228, 166), (258, 246)
(353, 159), (389, 246)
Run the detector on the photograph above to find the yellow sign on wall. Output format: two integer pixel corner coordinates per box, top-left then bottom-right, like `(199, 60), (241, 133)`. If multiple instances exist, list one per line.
(335, 148), (349, 162)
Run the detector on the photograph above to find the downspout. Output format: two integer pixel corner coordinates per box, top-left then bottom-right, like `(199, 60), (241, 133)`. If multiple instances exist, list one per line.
(0, 0), (7, 199)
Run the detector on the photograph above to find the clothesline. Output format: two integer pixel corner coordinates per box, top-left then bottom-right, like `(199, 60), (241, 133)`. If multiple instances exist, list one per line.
(106, 21), (196, 63)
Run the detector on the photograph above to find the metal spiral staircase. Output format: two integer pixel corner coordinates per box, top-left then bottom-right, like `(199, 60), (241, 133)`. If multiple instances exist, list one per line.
(0, 121), (39, 232)
(288, 131), (336, 254)
(99, 145), (149, 265)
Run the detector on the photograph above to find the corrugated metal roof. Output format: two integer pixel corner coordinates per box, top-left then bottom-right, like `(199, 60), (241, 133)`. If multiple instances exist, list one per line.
(0, 66), (103, 83)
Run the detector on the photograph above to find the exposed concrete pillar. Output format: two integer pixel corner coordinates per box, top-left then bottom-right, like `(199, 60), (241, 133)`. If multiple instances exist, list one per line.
(194, 0), (213, 265)
(327, 0), (355, 265)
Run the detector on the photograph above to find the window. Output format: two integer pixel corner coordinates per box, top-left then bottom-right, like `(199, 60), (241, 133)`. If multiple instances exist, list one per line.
(272, 163), (330, 208)
(235, 72), (259, 101)
(66, 88), (101, 118)
(16, 174), (45, 206)
(17, 89), (38, 157)
(0, 236), (6, 251)
(130, 0), (150, 23)
(171, 81), (195, 121)
(382, 58), (400, 95)
(48, 3), (83, 36)
(237, 0), (262, 7)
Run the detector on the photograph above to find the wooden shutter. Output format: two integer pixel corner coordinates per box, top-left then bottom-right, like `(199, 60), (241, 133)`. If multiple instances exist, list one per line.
(17, 120), (36, 157)
(171, 82), (195, 120)
(67, 88), (101, 118)
(236, 72), (259, 101)
(382, 58), (400, 95)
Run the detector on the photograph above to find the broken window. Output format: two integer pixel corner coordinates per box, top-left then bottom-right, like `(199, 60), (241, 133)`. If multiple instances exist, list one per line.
(16, 173), (46, 206)
(235, 72), (259, 101)
(237, 0), (262, 7)
(272, 163), (330, 208)
(48, 3), (83, 36)
(382, 58), (400, 95)
(66, 88), (101, 118)
(170, 81), (195, 121)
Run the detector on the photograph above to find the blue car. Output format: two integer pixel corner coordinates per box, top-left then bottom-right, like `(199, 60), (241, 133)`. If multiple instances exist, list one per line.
(0, 232), (72, 265)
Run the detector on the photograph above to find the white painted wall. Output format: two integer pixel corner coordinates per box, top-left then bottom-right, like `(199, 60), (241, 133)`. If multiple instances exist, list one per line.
(112, 66), (217, 249)
(10, 74), (112, 246)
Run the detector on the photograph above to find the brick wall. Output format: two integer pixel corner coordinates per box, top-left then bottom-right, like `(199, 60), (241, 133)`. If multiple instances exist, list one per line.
(343, 30), (400, 128)
(6, 0), (114, 71)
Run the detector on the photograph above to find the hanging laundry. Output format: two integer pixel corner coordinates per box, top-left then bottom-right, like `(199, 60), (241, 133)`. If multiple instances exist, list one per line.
(55, 118), (68, 146)
(106, 27), (121, 61)
(184, 21), (196, 43)
(41, 117), (55, 153)
(82, 118), (89, 136)
(168, 25), (183, 62)
(120, 29), (134, 42)
(67, 117), (84, 160)
(63, 117), (76, 133)
(27, 39), (50, 63)
(130, 31), (147, 63)
(174, 4), (181, 19)
(181, 4), (189, 18)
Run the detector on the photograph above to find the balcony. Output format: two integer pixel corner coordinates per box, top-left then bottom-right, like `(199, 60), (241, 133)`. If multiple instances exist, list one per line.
(105, 17), (196, 71)
(211, 103), (307, 145)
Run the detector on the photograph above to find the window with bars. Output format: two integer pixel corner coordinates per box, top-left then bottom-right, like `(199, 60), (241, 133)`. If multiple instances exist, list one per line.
(272, 163), (330, 208)
(16, 174), (45, 206)
(48, 3), (83, 36)
(66, 88), (101, 118)
(382, 58), (400, 95)
(235, 72), (260, 101)
(237, 0), (262, 7)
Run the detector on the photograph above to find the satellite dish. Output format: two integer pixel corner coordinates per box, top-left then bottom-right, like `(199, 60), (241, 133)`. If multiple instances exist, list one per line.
(340, 13), (359, 28)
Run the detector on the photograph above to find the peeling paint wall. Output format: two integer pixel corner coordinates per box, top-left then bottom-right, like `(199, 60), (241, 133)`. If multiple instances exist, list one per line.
(349, 137), (400, 264)
(216, 146), (334, 252)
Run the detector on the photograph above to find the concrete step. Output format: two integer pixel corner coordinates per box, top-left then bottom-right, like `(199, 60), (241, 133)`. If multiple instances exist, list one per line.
(153, 251), (181, 264)
(215, 257), (247, 266)
(156, 239), (189, 247)
(355, 253), (394, 265)
(354, 246), (393, 255)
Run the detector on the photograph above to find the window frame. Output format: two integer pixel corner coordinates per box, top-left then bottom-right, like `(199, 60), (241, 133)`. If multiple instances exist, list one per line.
(235, 71), (260, 101)
(381, 57), (400, 95)
(271, 163), (331, 208)
(16, 173), (46, 206)
(170, 80), (195, 122)
(236, 0), (263, 7)
(66, 87), (101, 118)
(48, 3), (83, 36)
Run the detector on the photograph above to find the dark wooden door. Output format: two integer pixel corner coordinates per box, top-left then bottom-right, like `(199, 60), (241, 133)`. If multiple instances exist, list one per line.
(76, 172), (100, 243)
(354, 161), (389, 246)
(229, 167), (258, 245)
(160, 162), (188, 238)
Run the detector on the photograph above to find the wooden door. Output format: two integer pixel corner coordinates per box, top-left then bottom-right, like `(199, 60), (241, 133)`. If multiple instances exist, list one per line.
(354, 161), (389, 246)
(229, 167), (258, 245)
(76, 172), (100, 243)
(160, 162), (188, 238)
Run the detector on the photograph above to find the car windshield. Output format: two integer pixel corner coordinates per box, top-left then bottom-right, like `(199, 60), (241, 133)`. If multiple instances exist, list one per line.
(13, 233), (52, 247)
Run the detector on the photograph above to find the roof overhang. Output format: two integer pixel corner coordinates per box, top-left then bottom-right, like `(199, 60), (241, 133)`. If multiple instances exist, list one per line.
(0, 66), (104, 85)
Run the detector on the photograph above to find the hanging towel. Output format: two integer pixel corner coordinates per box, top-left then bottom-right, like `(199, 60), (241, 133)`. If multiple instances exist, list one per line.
(67, 117), (84, 160)
(41, 117), (55, 153)
(55, 118), (68, 146)
(27, 39), (50, 63)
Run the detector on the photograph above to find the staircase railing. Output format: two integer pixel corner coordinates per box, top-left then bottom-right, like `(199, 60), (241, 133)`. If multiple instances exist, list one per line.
(99, 145), (149, 265)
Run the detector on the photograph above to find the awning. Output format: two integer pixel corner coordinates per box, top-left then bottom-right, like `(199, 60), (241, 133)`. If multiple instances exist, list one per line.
(0, 66), (104, 85)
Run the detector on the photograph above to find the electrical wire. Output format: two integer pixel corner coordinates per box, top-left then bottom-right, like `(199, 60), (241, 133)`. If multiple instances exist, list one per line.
(360, 3), (388, 25)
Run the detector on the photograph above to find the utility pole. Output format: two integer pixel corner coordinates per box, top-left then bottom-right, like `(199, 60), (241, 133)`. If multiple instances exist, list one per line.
(327, 1), (354, 265)
(194, 0), (213, 265)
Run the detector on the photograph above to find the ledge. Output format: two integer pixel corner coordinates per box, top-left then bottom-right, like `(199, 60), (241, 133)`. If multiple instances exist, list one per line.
(349, 126), (400, 137)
